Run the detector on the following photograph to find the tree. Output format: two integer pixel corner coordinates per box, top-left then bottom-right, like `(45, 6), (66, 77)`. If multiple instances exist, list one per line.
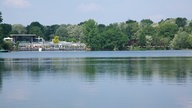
(0, 26), (3, 49)
(44, 24), (59, 41)
(175, 17), (187, 28)
(52, 36), (60, 44)
(66, 24), (83, 42)
(82, 19), (98, 50)
(140, 19), (153, 28)
(187, 34), (192, 49)
(1, 41), (13, 50)
(101, 24), (128, 50)
(0, 12), (3, 49)
(138, 30), (146, 47)
(0, 12), (2, 23)
(159, 37), (170, 49)
(27, 22), (44, 37)
(142, 25), (156, 36)
(28, 22), (44, 29)
(125, 20), (139, 38)
(29, 26), (43, 37)
(43, 24), (59, 41)
(185, 21), (192, 34)
(157, 19), (181, 49)
(0, 23), (12, 37)
(158, 21), (178, 38)
(146, 35), (152, 47)
(55, 24), (68, 41)
(171, 31), (189, 49)
(11, 24), (26, 34)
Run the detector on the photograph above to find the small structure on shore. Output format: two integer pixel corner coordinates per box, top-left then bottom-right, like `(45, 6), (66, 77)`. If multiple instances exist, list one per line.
(10, 34), (36, 43)
(3, 37), (13, 42)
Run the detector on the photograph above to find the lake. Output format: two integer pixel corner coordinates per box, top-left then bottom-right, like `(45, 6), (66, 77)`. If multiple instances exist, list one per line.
(0, 51), (192, 108)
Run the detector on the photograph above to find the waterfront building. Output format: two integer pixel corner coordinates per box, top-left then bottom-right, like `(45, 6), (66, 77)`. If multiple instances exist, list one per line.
(10, 34), (37, 43)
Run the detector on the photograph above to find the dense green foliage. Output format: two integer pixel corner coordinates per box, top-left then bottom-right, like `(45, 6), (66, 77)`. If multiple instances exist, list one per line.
(0, 12), (4, 49)
(52, 36), (60, 44)
(1, 11), (192, 50)
(0, 12), (2, 23)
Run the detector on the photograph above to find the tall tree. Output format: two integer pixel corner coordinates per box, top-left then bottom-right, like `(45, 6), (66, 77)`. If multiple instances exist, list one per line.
(0, 23), (12, 37)
(55, 24), (68, 41)
(171, 31), (189, 49)
(27, 22), (44, 37)
(82, 19), (98, 50)
(103, 24), (127, 50)
(44, 24), (59, 41)
(139, 20), (156, 38)
(125, 20), (139, 43)
(66, 24), (83, 42)
(140, 19), (153, 28)
(175, 17), (187, 28)
(158, 21), (178, 38)
(0, 12), (2, 23)
(29, 26), (43, 37)
(185, 21), (192, 34)
(0, 12), (3, 49)
(11, 24), (27, 34)
(137, 30), (146, 47)
(187, 34), (192, 49)
(44, 26), (52, 41)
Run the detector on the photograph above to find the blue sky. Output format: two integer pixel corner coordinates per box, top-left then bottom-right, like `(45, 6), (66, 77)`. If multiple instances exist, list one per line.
(0, 0), (192, 25)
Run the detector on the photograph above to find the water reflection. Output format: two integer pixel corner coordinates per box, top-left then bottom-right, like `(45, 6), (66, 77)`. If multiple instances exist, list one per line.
(158, 58), (192, 83)
(0, 59), (3, 92)
(1, 57), (192, 108)
(1, 57), (192, 84)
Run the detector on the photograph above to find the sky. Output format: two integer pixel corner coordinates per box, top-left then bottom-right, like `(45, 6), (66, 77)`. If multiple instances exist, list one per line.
(0, 0), (192, 26)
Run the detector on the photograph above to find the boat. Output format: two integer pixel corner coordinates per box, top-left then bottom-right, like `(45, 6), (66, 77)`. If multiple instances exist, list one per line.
(0, 49), (9, 52)
(39, 48), (42, 52)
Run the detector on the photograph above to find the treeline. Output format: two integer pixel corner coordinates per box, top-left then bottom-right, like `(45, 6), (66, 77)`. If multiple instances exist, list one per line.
(1, 11), (192, 50)
(82, 18), (192, 50)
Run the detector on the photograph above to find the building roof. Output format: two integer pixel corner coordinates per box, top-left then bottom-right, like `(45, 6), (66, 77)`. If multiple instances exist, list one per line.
(10, 34), (36, 37)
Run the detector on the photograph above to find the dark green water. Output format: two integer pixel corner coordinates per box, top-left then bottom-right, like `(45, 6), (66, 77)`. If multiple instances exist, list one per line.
(0, 51), (192, 108)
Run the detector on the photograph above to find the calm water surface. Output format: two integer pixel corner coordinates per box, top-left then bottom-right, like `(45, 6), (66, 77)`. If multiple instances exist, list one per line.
(0, 51), (192, 108)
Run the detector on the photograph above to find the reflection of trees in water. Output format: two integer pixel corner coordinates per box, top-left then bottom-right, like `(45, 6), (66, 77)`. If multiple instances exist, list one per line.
(84, 59), (96, 82)
(175, 61), (187, 83)
(125, 59), (138, 80)
(139, 59), (153, 81)
(0, 71), (2, 91)
(1, 57), (192, 83)
(0, 60), (3, 91)
(158, 58), (192, 83)
(83, 58), (140, 81)
(82, 57), (192, 82)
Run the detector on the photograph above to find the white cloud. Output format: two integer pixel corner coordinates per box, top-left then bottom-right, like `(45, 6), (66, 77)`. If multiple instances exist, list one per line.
(78, 3), (101, 13)
(4, 0), (30, 8)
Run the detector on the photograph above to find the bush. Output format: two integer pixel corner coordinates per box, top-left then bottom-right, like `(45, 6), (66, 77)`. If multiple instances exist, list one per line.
(170, 31), (189, 49)
(2, 41), (13, 50)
